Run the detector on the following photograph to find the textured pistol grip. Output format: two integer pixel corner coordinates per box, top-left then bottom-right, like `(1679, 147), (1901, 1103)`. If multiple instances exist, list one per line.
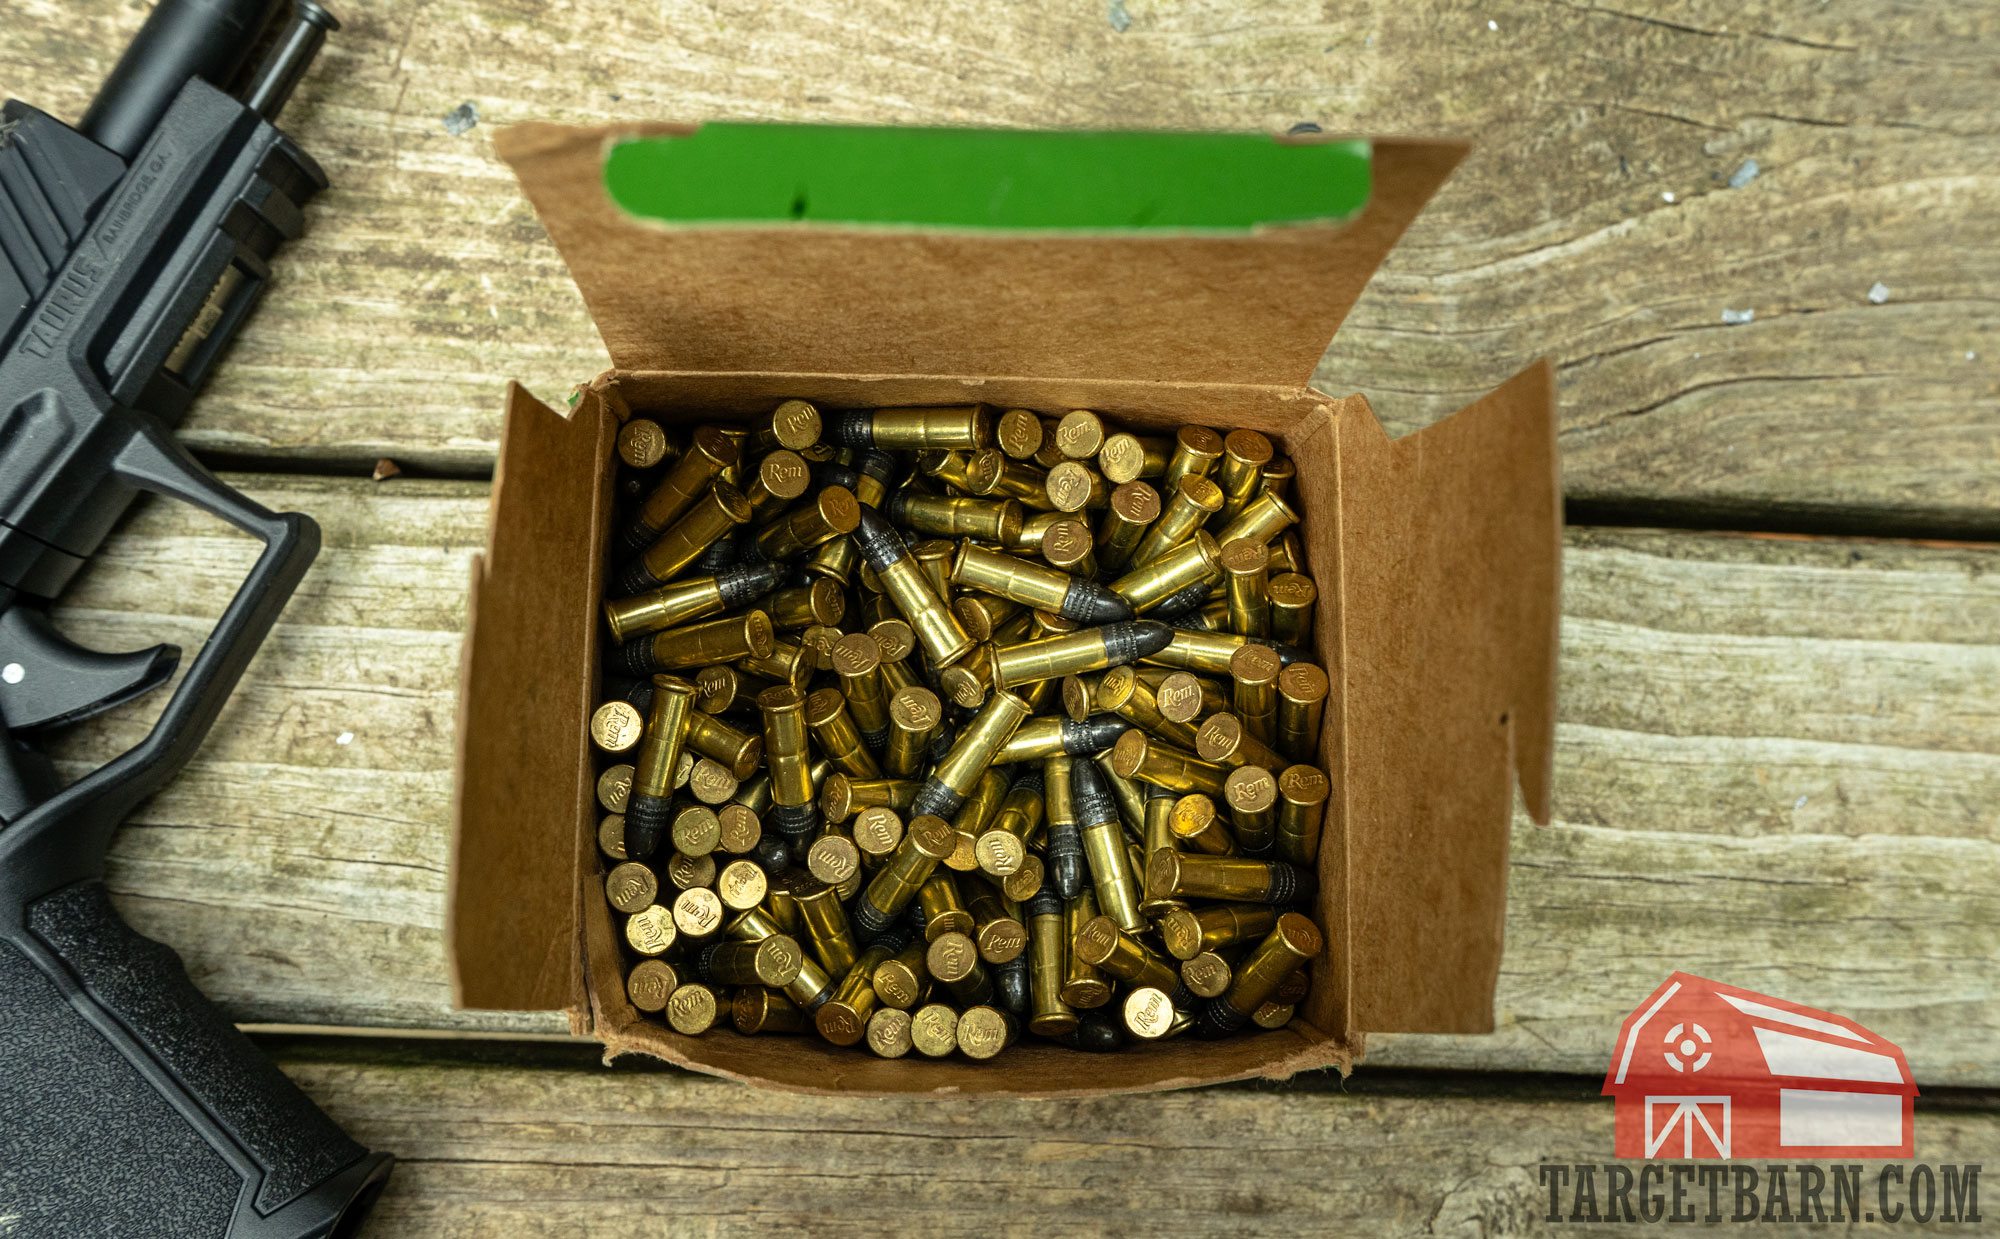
(0, 882), (391, 1238)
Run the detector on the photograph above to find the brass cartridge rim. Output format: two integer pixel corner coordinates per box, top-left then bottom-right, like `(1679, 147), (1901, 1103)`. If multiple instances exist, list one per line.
(1001, 854), (1045, 902)
(977, 918), (1029, 964)
(869, 620), (916, 663)
(618, 419), (670, 469)
(889, 686), (942, 732)
(716, 804), (761, 853)
(672, 805), (723, 855)
(830, 632), (881, 676)
(1173, 425), (1224, 457)
(1108, 727), (1153, 780)
(853, 806), (905, 857)
(1122, 987), (1179, 1039)
(755, 450), (812, 503)
(672, 887), (725, 938)
(1055, 409), (1105, 459)
(1169, 793), (1219, 840)
(974, 830), (1025, 876)
(688, 425), (739, 469)
(590, 701), (645, 752)
(1072, 914), (1122, 967)
(1230, 643), (1282, 686)
(926, 931), (983, 983)
(1044, 463), (1098, 513)
(1218, 536), (1269, 578)
(1252, 1001), (1296, 1029)
(1153, 672), (1210, 724)
(1097, 435), (1148, 485)
(997, 408), (1045, 458)
(666, 850), (717, 891)
(1157, 908), (1201, 960)
(1182, 951), (1232, 998)
(1041, 516), (1095, 569)
(1267, 573), (1318, 607)
(803, 686), (849, 728)
(1225, 766), (1279, 814)
(596, 814), (627, 861)
(805, 577), (846, 624)
(807, 835), (862, 887)
(816, 1002), (868, 1047)
(597, 764), (635, 813)
(1278, 662), (1329, 706)
(754, 934), (807, 986)
(627, 958), (678, 1011)
(937, 666), (986, 709)
(687, 760), (738, 805)
(604, 861), (657, 913)
(957, 1005), (1012, 1059)
(624, 904), (676, 956)
(1108, 479), (1161, 524)
(739, 611), (777, 660)
(665, 982), (719, 1035)
(867, 1007), (915, 1057)
(1222, 429), (1275, 471)
(911, 1003), (960, 1057)
(1273, 911), (1324, 959)
(716, 859), (769, 911)
(906, 814), (959, 860)
(770, 399), (822, 450)
(1279, 764), (1331, 810)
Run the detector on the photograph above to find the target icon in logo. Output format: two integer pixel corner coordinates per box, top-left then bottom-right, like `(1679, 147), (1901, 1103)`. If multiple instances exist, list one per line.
(1662, 1022), (1712, 1073)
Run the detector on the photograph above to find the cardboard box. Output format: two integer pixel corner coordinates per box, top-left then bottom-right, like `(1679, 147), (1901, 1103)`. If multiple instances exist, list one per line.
(447, 122), (1561, 1095)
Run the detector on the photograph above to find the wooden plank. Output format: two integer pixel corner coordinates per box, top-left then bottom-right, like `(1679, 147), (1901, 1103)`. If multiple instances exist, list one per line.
(7, 1), (1996, 523)
(48, 479), (2000, 1081)
(269, 1040), (1999, 1238)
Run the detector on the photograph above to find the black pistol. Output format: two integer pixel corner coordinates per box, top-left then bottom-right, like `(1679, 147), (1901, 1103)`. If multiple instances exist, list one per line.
(0, 2), (392, 1235)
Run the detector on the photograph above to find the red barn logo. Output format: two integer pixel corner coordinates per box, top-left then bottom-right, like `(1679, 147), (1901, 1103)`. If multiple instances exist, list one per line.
(1602, 973), (1916, 1159)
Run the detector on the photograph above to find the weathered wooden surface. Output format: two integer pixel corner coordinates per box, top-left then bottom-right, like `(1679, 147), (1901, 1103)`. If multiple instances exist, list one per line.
(52, 478), (2000, 1083)
(265, 1040), (1999, 1239)
(6, 1), (1996, 525)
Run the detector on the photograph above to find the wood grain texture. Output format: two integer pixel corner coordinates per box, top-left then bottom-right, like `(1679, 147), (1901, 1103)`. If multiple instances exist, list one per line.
(266, 1041), (1999, 1239)
(5, 1), (1994, 522)
(50, 479), (2000, 1082)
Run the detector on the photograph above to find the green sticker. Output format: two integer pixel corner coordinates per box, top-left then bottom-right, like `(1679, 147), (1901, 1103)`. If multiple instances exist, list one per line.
(604, 123), (1369, 234)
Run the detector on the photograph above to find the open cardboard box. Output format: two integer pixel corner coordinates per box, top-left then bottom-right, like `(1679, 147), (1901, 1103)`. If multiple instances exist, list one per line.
(447, 123), (1561, 1096)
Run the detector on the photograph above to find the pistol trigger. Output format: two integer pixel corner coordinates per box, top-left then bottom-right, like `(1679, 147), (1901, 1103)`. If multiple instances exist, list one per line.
(0, 605), (180, 732)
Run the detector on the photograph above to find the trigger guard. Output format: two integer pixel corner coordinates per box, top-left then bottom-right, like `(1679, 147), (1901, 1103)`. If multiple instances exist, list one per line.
(0, 606), (179, 732)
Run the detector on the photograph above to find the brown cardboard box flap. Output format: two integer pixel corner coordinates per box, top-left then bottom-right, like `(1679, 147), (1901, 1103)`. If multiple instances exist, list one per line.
(1336, 361), (1560, 1035)
(495, 123), (1466, 389)
(448, 382), (610, 1011)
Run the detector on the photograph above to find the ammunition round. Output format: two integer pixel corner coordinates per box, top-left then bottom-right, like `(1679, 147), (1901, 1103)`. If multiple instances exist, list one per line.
(956, 1005), (1014, 1060)
(672, 887), (725, 939)
(597, 764), (635, 814)
(597, 813), (628, 861)
(627, 959), (679, 1011)
(590, 701), (645, 753)
(665, 982), (720, 1035)
(604, 861), (657, 913)
(716, 859), (769, 911)
(618, 419), (671, 469)
(1122, 987), (1182, 1040)
(867, 1007), (915, 1057)
(624, 905), (676, 956)
(910, 1003), (960, 1058)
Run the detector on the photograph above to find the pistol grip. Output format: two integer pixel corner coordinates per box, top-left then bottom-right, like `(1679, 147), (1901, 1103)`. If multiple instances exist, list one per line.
(0, 881), (391, 1238)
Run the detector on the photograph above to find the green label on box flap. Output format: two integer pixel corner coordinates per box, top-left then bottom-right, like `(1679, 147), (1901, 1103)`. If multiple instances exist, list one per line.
(604, 123), (1370, 233)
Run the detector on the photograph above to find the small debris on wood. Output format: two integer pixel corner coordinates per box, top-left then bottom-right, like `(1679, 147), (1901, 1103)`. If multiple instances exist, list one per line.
(1728, 159), (1759, 189)
(372, 458), (403, 482)
(442, 102), (479, 136)
(1867, 282), (1890, 304)
(1661, 191), (1676, 203)
(1107, 0), (1131, 32)
(1721, 308), (1755, 325)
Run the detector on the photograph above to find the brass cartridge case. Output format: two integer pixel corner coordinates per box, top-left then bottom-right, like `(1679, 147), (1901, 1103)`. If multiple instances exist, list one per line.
(952, 541), (1074, 613)
(685, 711), (763, 781)
(853, 813), (957, 935)
(686, 759), (738, 805)
(1059, 891), (1112, 1008)
(1267, 572), (1317, 648)
(990, 620), (1173, 692)
(1230, 644), (1282, 745)
(1112, 530), (1224, 616)
(911, 690), (1031, 819)
(666, 849), (717, 893)
(1168, 793), (1236, 856)
(1025, 892), (1077, 1036)
(866, 1006), (914, 1057)
(743, 449), (812, 520)
(692, 663), (752, 714)
(1276, 764), (1330, 867)
(1040, 517), (1097, 580)
(873, 938), (931, 1010)
(625, 676), (697, 853)
(1181, 951), (1233, 999)
(1042, 754), (1085, 900)
(806, 834), (863, 898)
(624, 426), (737, 553)
(1204, 913), (1321, 1033)
(869, 532), (975, 668)
(1142, 628), (1252, 677)
(1266, 530), (1304, 576)
(1054, 409), (1106, 459)
(1131, 475), (1224, 568)
(897, 493), (1025, 546)
(1158, 903), (1281, 961)
(1219, 537), (1271, 638)
(1095, 664), (1200, 749)
(1091, 751), (1148, 833)
(951, 594), (1024, 643)
(1098, 432), (1170, 485)
(1122, 987), (1194, 1040)
(715, 858), (769, 912)
(1214, 489), (1300, 548)
(815, 935), (904, 1046)
(733, 986), (810, 1035)
(672, 804), (722, 856)
(1224, 765), (1279, 854)
(1259, 456), (1295, 502)
(1139, 781), (1179, 880)
(1110, 728), (1230, 797)
(975, 768), (1045, 877)
(957, 1005), (1017, 1060)
(828, 632), (889, 741)
(1094, 481), (1160, 577)
(850, 804), (906, 863)
(726, 906), (836, 1011)
(1146, 852), (1315, 906)
(1158, 425), (1225, 499)
(823, 775), (918, 824)
(1074, 915), (1179, 993)
(1072, 760), (1144, 932)
(597, 814), (628, 861)
(617, 418), (675, 470)
(1154, 670), (1224, 724)
(590, 700), (645, 754)
(911, 538), (956, 603)
(1215, 430), (1274, 525)
(733, 773), (773, 819)
(946, 768), (1010, 872)
(916, 871), (974, 940)
(1194, 712), (1288, 771)
(919, 448), (980, 492)
(665, 982), (722, 1035)
(605, 567), (765, 646)
(1002, 853), (1045, 903)
(617, 612), (776, 676)
(716, 804), (761, 854)
(1251, 1001), (1296, 1029)
(853, 404), (995, 450)
(926, 931), (994, 1007)
(910, 1002), (960, 1058)
(935, 644), (993, 710)
(738, 637), (819, 692)
(597, 764), (635, 814)
(701, 935), (806, 988)
(885, 686), (942, 778)
(672, 886), (725, 940)
(624, 904), (676, 957)
(796, 881), (860, 977)
(765, 579), (846, 630)
(756, 398), (824, 453)
(1045, 462), (1109, 514)
(623, 482), (754, 594)
(757, 686), (814, 810)
(1061, 674), (1097, 723)
(968, 448), (1054, 509)
(805, 687), (882, 780)
(627, 958), (679, 1012)
(1007, 510), (1066, 554)
(755, 485), (861, 561)
(967, 883), (1028, 964)
(996, 408), (1045, 459)
(1276, 663), (1328, 765)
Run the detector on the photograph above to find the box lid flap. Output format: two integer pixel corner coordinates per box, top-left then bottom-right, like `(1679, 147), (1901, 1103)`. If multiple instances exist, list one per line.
(494, 123), (1466, 388)
(447, 382), (607, 1012)
(1336, 361), (1560, 1035)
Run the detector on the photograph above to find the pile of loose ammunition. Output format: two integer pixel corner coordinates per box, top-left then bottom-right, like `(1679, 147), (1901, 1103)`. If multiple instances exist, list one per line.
(592, 401), (1328, 1060)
